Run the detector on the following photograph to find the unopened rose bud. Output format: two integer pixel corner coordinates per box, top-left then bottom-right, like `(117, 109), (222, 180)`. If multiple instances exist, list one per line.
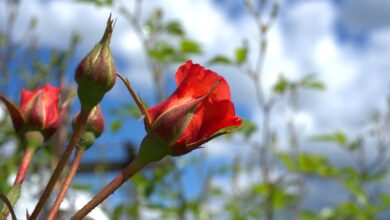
(72, 105), (105, 150)
(0, 84), (61, 142)
(75, 16), (116, 111)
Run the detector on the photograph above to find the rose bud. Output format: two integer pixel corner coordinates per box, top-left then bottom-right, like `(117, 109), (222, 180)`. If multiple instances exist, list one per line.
(0, 84), (61, 185)
(72, 105), (105, 150)
(138, 60), (242, 164)
(75, 15), (116, 111)
(0, 84), (61, 142)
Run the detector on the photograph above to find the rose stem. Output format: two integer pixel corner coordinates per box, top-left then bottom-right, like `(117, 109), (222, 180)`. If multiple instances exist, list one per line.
(28, 109), (90, 220)
(2, 147), (36, 220)
(70, 158), (144, 220)
(46, 148), (84, 220)
(13, 148), (35, 185)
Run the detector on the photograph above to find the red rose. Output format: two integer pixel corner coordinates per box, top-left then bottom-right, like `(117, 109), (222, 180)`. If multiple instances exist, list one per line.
(144, 60), (242, 157)
(0, 84), (61, 140)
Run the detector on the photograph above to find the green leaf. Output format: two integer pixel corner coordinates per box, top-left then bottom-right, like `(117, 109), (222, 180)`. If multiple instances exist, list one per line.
(310, 131), (347, 146)
(207, 55), (232, 65)
(251, 183), (295, 210)
(343, 180), (367, 205)
(346, 138), (362, 152)
(278, 152), (296, 170)
(288, 153), (336, 177)
(381, 194), (390, 208)
(112, 204), (125, 220)
(187, 200), (200, 214)
(300, 210), (319, 220)
(234, 45), (248, 64)
(303, 81), (326, 90)
(336, 167), (358, 181)
(272, 187), (295, 209)
(273, 75), (289, 94)
(362, 170), (386, 182)
(210, 187), (224, 196)
(180, 39), (202, 54)
(299, 74), (326, 91)
(165, 21), (184, 36)
(110, 120), (123, 133)
(77, 0), (113, 6)
(144, 184), (155, 198)
(148, 42), (176, 62)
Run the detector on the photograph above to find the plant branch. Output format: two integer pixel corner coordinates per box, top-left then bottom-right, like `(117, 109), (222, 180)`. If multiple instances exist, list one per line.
(70, 158), (144, 220)
(46, 148), (85, 220)
(28, 109), (90, 220)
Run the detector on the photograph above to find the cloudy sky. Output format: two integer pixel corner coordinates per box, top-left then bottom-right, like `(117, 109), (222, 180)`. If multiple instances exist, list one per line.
(8, 0), (390, 132)
(2, 0), (390, 218)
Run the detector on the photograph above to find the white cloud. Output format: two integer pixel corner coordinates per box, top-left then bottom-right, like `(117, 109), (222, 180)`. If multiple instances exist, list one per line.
(153, 0), (245, 53)
(275, 0), (390, 135)
(13, 0), (108, 50)
(281, 0), (337, 66)
(204, 135), (251, 160)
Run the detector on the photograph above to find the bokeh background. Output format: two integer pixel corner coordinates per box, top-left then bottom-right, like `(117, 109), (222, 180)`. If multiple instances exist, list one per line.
(1, 0), (390, 219)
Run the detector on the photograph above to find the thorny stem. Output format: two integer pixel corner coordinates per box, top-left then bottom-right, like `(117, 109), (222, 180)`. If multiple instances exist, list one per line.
(70, 158), (144, 220)
(46, 148), (85, 220)
(13, 148), (35, 185)
(28, 109), (90, 220)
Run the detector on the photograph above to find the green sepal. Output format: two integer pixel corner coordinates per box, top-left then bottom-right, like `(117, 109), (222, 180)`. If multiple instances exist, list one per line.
(0, 93), (24, 132)
(77, 131), (96, 151)
(138, 133), (169, 166)
(22, 130), (44, 151)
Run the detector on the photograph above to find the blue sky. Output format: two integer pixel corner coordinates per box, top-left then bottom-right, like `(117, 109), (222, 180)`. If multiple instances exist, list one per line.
(1, 0), (390, 218)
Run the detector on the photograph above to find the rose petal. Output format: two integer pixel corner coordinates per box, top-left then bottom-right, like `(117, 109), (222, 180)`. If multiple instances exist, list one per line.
(147, 61), (231, 122)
